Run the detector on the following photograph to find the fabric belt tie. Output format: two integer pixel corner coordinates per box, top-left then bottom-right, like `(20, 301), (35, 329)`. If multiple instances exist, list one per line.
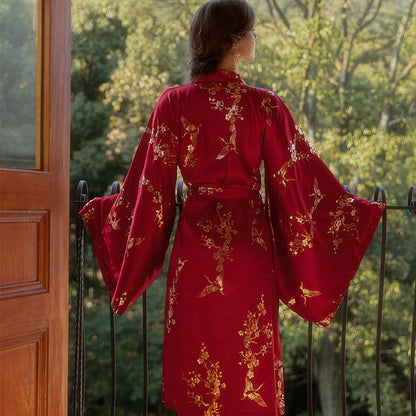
(187, 185), (260, 199)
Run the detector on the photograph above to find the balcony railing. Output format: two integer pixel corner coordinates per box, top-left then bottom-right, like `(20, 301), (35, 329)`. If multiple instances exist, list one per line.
(70, 180), (416, 416)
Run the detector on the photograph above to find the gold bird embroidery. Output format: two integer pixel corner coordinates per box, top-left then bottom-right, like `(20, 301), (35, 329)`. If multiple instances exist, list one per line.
(242, 377), (267, 407)
(181, 116), (201, 167)
(299, 282), (323, 307)
(126, 237), (145, 256)
(198, 274), (224, 297)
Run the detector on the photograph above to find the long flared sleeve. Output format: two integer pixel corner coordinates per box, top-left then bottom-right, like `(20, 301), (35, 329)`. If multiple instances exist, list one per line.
(262, 92), (384, 327)
(79, 88), (179, 315)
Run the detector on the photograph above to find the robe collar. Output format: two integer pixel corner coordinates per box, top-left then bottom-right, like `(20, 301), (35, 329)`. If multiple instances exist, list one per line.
(194, 70), (244, 84)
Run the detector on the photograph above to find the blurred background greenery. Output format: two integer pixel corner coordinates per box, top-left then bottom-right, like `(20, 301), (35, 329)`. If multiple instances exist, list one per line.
(68, 0), (415, 415)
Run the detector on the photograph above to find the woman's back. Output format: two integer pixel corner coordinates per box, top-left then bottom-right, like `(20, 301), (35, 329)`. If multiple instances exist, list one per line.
(172, 70), (268, 192)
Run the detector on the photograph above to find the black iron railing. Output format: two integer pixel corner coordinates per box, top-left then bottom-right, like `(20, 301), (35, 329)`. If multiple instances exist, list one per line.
(70, 181), (415, 416)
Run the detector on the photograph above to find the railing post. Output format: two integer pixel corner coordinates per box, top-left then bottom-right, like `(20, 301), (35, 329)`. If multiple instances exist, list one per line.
(71, 180), (88, 416)
(142, 290), (148, 416)
(374, 186), (387, 416)
(408, 186), (416, 416)
(109, 182), (120, 416)
(340, 184), (351, 416)
(307, 322), (314, 416)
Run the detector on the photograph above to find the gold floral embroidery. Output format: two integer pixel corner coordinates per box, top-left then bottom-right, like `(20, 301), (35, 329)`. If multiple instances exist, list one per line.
(283, 177), (325, 255)
(328, 193), (360, 254)
(107, 188), (125, 230)
(166, 258), (187, 333)
(197, 203), (237, 297)
(265, 193), (277, 244)
(293, 125), (319, 156)
(112, 291), (128, 314)
(146, 124), (177, 166)
(80, 202), (95, 223)
(249, 200), (267, 251)
(315, 294), (343, 327)
(139, 176), (164, 228)
(183, 342), (226, 415)
(106, 188), (133, 232)
(316, 312), (335, 328)
(199, 82), (247, 160)
(274, 357), (285, 415)
(126, 237), (145, 256)
(107, 210), (120, 230)
(261, 91), (278, 127)
(273, 125), (319, 195)
(190, 186), (223, 196)
(238, 295), (273, 408)
(181, 116), (201, 168)
(197, 82), (222, 96)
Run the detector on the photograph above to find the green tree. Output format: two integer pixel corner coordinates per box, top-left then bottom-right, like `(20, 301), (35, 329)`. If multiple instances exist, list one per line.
(70, 0), (127, 197)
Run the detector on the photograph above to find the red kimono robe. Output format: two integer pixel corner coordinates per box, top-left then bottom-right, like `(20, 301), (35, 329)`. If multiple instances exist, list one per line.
(80, 70), (384, 415)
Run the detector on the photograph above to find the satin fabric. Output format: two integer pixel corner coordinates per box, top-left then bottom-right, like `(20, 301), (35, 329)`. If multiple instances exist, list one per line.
(80, 70), (384, 415)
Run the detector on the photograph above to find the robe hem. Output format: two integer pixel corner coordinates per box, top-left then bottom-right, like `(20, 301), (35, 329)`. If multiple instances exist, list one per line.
(164, 402), (282, 416)
(79, 200), (117, 299)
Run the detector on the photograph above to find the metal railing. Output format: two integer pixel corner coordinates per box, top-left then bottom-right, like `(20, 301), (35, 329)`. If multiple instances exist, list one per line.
(70, 180), (415, 416)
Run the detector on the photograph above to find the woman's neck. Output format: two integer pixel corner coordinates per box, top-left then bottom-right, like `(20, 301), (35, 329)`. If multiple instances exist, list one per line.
(217, 53), (238, 72)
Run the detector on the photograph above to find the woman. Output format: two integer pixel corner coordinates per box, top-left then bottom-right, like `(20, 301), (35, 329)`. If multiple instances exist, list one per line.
(80, 1), (384, 414)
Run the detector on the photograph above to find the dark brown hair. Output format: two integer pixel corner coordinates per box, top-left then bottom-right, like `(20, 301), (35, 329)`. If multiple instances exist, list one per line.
(188, 0), (255, 81)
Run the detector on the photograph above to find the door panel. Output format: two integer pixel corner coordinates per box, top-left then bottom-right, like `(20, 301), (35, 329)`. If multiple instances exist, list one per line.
(0, 210), (49, 298)
(0, 329), (48, 416)
(0, 0), (70, 414)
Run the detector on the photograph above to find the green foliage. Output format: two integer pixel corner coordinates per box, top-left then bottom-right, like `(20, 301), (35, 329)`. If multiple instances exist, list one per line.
(0, 0), (37, 167)
(70, 0), (127, 197)
(69, 1), (416, 415)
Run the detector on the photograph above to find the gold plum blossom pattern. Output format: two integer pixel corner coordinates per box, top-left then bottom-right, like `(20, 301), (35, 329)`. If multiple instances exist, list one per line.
(80, 201), (96, 223)
(238, 295), (273, 407)
(249, 200), (268, 251)
(273, 125), (319, 195)
(146, 124), (177, 166)
(139, 176), (164, 228)
(274, 358), (285, 414)
(328, 193), (360, 254)
(198, 81), (247, 160)
(107, 188), (125, 231)
(166, 258), (187, 333)
(316, 311), (336, 328)
(292, 125), (319, 157)
(126, 237), (145, 257)
(283, 177), (325, 255)
(196, 203), (237, 297)
(261, 91), (278, 126)
(183, 343), (226, 416)
(112, 291), (128, 315)
(106, 188), (134, 232)
(181, 116), (201, 168)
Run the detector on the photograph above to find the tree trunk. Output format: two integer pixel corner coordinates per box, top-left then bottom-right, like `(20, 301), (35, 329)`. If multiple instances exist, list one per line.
(316, 331), (341, 416)
(306, 91), (316, 143)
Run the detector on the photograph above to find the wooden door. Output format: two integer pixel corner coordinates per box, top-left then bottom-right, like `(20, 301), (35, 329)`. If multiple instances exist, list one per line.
(0, 0), (70, 414)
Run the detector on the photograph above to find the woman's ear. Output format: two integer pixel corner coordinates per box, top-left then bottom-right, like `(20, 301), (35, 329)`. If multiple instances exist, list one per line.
(232, 43), (240, 57)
